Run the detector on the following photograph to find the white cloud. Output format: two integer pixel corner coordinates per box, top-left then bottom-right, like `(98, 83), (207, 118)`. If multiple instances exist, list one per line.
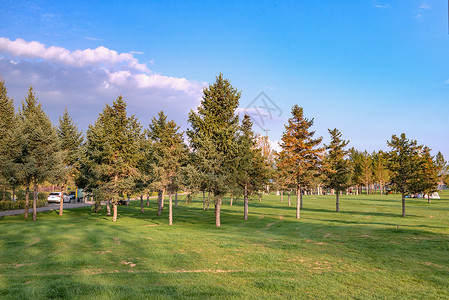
(0, 37), (205, 132)
(130, 51), (144, 55)
(269, 139), (282, 153)
(84, 36), (102, 41)
(0, 37), (149, 73)
(419, 3), (431, 9)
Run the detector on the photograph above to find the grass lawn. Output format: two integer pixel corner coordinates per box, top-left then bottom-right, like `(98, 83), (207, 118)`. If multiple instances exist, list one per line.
(0, 191), (448, 299)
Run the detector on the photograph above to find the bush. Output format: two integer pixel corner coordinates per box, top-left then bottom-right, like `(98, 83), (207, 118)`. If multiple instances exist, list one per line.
(0, 198), (48, 211)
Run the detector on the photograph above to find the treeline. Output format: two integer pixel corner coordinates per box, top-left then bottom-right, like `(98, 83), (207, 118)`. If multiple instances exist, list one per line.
(0, 74), (447, 225)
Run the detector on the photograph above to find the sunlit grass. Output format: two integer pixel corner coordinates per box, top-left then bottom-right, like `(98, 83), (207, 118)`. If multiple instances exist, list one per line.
(0, 191), (448, 299)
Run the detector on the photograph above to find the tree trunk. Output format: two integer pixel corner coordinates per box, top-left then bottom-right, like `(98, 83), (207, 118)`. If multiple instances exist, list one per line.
(32, 178), (37, 221)
(336, 191), (340, 212)
(215, 197), (221, 227)
(380, 183), (383, 195)
(12, 185), (15, 201)
(24, 185), (29, 219)
(140, 194), (144, 213)
(259, 194), (261, 202)
(300, 190), (303, 209)
(59, 183), (65, 216)
(207, 192), (210, 210)
(296, 188), (301, 219)
(126, 197), (130, 207)
(244, 184), (248, 220)
(146, 194), (150, 206)
(169, 193), (173, 226)
(161, 189), (165, 209)
(113, 203), (118, 222)
(402, 192), (405, 217)
(202, 191), (206, 210)
(2, 186), (5, 201)
(107, 199), (111, 216)
(157, 190), (162, 216)
(175, 192), (178, 207)
(230, 196), (233, 206)
(288, 191), (291, 207)
(427, 194), (431, 204)
(280, 190), (283, 202)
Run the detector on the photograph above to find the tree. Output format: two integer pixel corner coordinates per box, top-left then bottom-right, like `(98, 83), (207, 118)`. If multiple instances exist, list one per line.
(146, 111), (186, 225)
(416, 146), (438, 203)
(235, 115), (269, 220)
(360, 151), (373, 194)
(18, 87), (61, 221)
(387, 133), (421, 217)
(278, 105), (323, 219)
(56, 109), (83, 215)
(434, 152), (448, 190)
(323, 128), (350, 212)
(372, 150), (390, 195)
(0, 79), (18, 201)
(81, 96), (142, 221)
(187, 74), (240, 227)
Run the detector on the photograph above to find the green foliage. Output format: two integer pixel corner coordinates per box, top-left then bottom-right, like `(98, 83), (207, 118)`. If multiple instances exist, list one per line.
(0, 198), (47, 211)
(323, 128), (350, 192)
(187, 74), (240, 199)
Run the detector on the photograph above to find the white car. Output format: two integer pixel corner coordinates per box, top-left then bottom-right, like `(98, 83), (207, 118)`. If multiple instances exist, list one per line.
(47, 192), (71, 203)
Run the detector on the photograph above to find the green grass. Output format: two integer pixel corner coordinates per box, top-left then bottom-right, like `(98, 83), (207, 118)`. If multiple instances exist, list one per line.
(0, 191), (448, 299)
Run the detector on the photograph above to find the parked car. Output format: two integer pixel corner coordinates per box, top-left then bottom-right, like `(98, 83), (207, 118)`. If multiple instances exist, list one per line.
(47, 192), (71, 203)
(69, 191), (76, 201)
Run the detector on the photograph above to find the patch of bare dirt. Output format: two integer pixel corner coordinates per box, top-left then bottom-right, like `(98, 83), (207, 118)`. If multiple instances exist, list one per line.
(122, 261), (136, 267)
(94, 250), (111, 254)
(14, 263), (37, 268)
(113, 237), (121, 245)
(143, 224), (159, 227)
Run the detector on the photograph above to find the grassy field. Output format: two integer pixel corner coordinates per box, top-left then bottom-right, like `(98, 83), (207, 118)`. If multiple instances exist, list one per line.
(0, 191), (448, 299)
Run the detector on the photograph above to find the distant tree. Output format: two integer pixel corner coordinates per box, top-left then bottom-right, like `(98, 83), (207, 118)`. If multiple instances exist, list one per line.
(360, 151), (373, 194)
(56, 109), (83, 215)
(146, 111), (186, 225)
(387, 133), (421, 217)
(434, 152), (448, 190)
(372, 150), (390, 195)
(348, 148), (363, 195)
(235, 115), (269, 220)
(323, 128), (350, 212)
(416, 146), (438, 203)
(278, 105), (323, 219)
(18, 87), (61, 221)
(187, 74), (240, 227)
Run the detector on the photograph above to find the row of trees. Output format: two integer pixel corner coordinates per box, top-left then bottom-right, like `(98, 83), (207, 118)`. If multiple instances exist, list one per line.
(0, 75), (446, 225)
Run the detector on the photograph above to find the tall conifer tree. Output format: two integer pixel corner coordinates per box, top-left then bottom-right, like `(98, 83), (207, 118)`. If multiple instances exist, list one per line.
(187, 74), (240, 227)
(278, 105), (323, 219)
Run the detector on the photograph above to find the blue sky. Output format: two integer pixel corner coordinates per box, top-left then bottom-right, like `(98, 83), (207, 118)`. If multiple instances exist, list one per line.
(1, 0), (448, 157)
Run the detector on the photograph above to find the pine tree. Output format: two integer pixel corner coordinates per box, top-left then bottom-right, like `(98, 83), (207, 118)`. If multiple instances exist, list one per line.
(187, 74), (240, 227)
(0, 79), (18, 200)
(434, 152), (448, 190)
(360, 151), (373, 194)
(416, 146), (438, 203)
(372, 150), (390, 195)
(323, 128), (350, 212)
(147, 111), (186, 225)
(81, 96), (142, 221)
(387, 133), (421, 217)
(18, 87), (61, 221)
(56, 109), (83, 215)
(278, 105), (323, 219)
(235, 115), (269, 220)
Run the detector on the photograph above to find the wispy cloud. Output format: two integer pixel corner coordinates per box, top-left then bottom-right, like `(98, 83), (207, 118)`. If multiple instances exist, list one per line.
(419, 3), (431, 10)
(373, 0), (389, 8)
(85, 36), (102, 41)
(130, 51), (144, 55)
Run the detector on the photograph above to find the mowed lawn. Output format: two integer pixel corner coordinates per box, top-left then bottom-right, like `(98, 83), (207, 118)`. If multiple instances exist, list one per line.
(0, 191), (448, 299)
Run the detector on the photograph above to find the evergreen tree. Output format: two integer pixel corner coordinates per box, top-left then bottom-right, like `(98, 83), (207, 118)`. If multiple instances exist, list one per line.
(81, 96), (143, 221)
(235, 115), (269, 220)
(278, 105), (323, 219)
(348, 148), (363, 195)
(416, 146), (438, 203)
(360, 151), (373, 194)
(434, 152), (448, 190)
(56, 109), (83, 215)
(187, 74), (240, 227)
(18, 87), (61, 221)
(146, 111), (186, 225)
(372, 150), (390, 195)
(387, 133), (421, 217)
(0, 79), (18, 200)
(323, 128), (350, 212)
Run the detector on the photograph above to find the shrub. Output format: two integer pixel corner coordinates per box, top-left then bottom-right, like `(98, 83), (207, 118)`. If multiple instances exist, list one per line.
(0, 198), (48, 211)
